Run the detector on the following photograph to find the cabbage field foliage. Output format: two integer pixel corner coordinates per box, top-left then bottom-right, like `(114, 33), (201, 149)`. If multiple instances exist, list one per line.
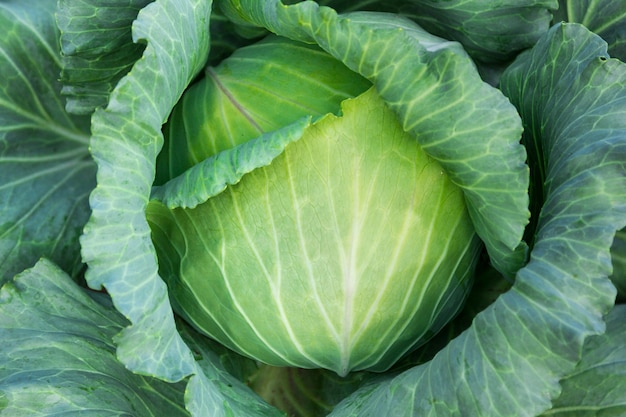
(0, 0), (625, 416)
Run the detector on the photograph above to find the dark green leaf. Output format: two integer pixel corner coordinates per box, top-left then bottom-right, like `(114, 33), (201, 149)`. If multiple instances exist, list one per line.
(0, 0), (94, 284)
(0, 259), (189, 416)
(328, 22), (625, 417)
(57, 0), (154, 114)
(308, 0), (559, 62)
(610, 228), (626, 301)
(541, 305), (626, 416)
(554, 0), (626, 61)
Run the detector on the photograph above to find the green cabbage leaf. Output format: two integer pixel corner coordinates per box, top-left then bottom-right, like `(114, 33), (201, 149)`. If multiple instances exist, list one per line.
(57, 0), (154, 115)
(554, 0), (626, 61)
(0, 259), (189, 416)
(540, 304), (626, 416)
(0, 0), (94, 285)
(309, 0), (559, 62)
(78, 0), (280, 414)
(217, 0), (530, 279)
(2, 1), (625, 416)
(148, 88), (482, 376)
(327, 22), (626, 417)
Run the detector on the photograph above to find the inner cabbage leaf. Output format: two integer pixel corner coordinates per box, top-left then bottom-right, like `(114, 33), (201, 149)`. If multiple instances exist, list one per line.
(148, 88), (482, 376)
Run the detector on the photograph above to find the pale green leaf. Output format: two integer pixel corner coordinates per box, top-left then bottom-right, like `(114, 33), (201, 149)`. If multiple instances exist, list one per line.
(218, 0), (530, 278)
(148, 88), (481, 376)
(156, 34), (371, 185)
(152, 116), (312, 208)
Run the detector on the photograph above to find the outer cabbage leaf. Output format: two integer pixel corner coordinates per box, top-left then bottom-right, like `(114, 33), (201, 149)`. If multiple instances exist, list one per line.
(0, 259), (189, 416)
(554, 0), (626, 61)
(79, 0), (280, 415)
(57, 0), (154, 115)
(311, 0), (559, 62)
(0, 0), (94, 284)
(176, 322), (286, 417)
(540, 304), (626, 416)
(391, 0), (558, 62)
(328, 22), (626, 417)
(218, 0), (530, 278)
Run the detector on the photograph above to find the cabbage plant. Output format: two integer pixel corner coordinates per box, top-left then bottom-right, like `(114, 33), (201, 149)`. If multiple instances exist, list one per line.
(148, 35), (482, 376)
(1, 0), (625, 416)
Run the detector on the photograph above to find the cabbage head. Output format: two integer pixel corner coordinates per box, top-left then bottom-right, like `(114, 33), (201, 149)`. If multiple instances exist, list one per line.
(147, 35), (482, 377)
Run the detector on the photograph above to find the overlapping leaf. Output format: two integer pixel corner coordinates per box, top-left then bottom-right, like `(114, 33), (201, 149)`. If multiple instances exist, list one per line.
(57, 0), (154, 114)
(541, 305), (626, 416)
(81, 0), (211, 379)
(315, 0), (559, 62)
(155, 34), (370, 185)
(399, 0), (558, 62)
(328, 22), (625, 417)
(554, 0), (626, 61)
(79, 0), (280, 415)
(0, 0), (94, 284)
(0, 259), (189, 416)
(152, 116), (312, 208)
(218, 0), (530, 278)
(148, 88), (481, 376)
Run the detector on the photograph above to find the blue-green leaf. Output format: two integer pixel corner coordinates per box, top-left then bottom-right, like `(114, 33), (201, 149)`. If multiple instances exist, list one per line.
(554, 0), (626, 61)
(315, 0), (559, 62)
(390, 0), (559, 62)
(329, 22), (625, 417)
(79, 0), (281, 415)
(57, 0), (153, 115)
(0, 259), (189, 417)
(81, 0), (211, 381)
(0, 0), (94, 285)
(541, 304), (626, 416)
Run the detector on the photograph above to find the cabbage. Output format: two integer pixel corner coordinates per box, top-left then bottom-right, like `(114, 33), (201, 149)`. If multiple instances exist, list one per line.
(7, 0), (626, 416)
(148, 37), (481, 376)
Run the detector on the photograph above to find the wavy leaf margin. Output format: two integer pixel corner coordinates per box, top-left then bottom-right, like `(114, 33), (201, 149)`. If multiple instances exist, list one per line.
(79, 0), (281, 415)
(217, 0), (530, 278)
(329, 22), (626, 417)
